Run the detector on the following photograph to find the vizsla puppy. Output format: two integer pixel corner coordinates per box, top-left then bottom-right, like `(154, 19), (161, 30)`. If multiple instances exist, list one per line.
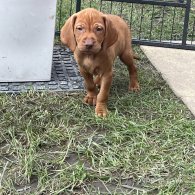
(61, 8), (140, 117)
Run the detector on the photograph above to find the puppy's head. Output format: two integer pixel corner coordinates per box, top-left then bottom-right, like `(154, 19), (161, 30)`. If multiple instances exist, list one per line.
(60, 8), (118, 54)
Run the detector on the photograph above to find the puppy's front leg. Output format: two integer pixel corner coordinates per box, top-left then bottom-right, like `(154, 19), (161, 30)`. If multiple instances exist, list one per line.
(79, 66), (97, 106)
(95, 72), (113, 117)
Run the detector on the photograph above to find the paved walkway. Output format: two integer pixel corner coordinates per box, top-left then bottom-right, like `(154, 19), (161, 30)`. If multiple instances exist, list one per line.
(141, 46), (195, 116)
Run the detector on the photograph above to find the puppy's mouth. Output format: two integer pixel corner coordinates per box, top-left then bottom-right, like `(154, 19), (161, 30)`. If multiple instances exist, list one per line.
(78, 46), (101, 55)
(80, 50), (96, 55)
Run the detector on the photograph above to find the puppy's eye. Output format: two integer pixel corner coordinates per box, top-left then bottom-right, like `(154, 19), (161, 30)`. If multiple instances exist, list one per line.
(96, 26), (103, 32)
(76, 26), (83, 31)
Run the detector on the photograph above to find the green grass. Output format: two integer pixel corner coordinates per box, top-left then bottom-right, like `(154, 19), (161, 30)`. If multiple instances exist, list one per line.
(0, 47), (195, 194)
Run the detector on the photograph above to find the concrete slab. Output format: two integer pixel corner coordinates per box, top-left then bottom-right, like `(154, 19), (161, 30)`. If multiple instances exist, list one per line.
(141, 46), (195, 116)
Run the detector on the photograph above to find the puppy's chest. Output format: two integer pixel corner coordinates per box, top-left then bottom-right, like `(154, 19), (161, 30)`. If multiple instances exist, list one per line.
(80, 56), (100, 75)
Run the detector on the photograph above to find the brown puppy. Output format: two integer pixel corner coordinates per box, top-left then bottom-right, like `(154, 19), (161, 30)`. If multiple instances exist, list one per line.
(61, 8), (140, 117)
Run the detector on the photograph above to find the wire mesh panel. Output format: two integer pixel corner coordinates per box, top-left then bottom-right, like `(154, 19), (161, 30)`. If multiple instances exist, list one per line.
(56, 0), (76, 34)
(56, 0), (195, 50)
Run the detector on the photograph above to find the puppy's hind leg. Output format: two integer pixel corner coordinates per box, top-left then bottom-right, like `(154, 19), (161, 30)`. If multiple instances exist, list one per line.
(119, 50), (140, 91)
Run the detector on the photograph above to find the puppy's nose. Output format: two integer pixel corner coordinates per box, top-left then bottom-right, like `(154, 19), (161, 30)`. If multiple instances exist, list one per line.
(84, 39), (94, 49)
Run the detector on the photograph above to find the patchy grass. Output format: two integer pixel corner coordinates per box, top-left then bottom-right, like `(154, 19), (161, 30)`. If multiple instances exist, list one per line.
(0, 47), (195, 194)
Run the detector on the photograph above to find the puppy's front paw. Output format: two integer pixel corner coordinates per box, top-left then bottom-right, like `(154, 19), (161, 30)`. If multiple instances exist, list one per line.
(94, 75), (101, 88)
(95, 103), (108, 117)
(129, 82), (140, 92)
(83, 95), (97, 106)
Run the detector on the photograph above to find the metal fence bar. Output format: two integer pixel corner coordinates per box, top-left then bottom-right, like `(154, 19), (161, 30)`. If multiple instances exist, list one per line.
(110, 1), (113, 13)
(58, 0), (63, 32)
(149, 5), (154, 40)
(133, 39), (195, 50)
(70, 0), (73, 15)
(100, 0), (103, 11)
(76, 0), (81, 12)
(182, 0), (191, 45)
(170, 7), (176, 42)
(159, 6), (165, 42)
(191, 18), (195, 44)
(129, 3), (133, 28)
(119, 2), (123, 17)
(138, 6), (144, 40)
(102, 0), (187, 7)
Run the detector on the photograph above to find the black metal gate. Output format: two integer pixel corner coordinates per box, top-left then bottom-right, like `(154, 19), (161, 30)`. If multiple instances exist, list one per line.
(56, 0), (195, 50)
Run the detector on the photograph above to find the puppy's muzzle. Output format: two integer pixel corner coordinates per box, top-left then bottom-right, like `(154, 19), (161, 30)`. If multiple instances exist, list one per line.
(84, 38), (94, 50)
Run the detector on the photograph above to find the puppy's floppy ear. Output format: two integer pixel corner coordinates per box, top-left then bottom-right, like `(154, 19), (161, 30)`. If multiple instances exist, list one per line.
(60, 14), (77, 52)
(102, 15), (118, 49)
